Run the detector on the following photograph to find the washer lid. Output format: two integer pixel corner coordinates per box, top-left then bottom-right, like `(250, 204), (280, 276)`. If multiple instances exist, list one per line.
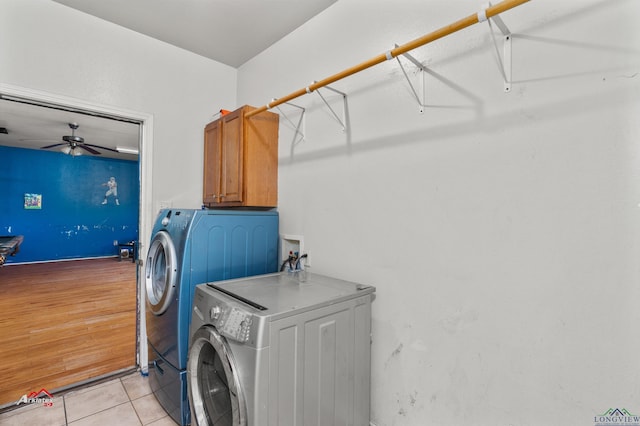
(205, 272), (375, 319)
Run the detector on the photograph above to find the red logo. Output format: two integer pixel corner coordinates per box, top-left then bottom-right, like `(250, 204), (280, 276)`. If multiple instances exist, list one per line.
(16, 388), (54, 407)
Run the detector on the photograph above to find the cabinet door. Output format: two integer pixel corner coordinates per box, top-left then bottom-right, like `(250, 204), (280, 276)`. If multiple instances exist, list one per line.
(203, 119), (222, 205)
(220, 110), (244, 204)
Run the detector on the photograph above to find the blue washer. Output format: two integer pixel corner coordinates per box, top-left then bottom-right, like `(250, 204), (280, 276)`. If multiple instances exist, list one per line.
(145, 209), (279, 425)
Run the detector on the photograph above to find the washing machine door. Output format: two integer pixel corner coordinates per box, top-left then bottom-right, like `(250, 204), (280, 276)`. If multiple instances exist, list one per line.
(188, 326), (247, 426)
(145, 230), (178, 315)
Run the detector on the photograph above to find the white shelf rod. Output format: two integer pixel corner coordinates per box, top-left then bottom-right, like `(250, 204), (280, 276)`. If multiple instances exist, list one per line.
(275, 101), (306, 145)
(480, 2), (513, 92)
(313, 83), (348, 132)
(394, 44), (428, 113)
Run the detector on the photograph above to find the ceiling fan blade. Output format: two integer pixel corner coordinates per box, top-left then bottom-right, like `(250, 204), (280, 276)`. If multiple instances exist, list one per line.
(41, 143), (66, 149)
(84, 143), (119, 153)
(79, 145), (101, 155)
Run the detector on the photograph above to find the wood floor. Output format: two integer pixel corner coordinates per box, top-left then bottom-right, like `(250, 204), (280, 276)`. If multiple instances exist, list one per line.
(0, 258), (137, 406)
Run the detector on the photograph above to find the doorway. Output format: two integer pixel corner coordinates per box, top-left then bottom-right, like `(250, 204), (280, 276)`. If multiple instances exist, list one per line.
(0, 83), (154, 406)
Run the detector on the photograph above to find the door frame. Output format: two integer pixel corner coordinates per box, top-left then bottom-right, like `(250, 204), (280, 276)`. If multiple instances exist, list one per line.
(0, 82), (154, 374)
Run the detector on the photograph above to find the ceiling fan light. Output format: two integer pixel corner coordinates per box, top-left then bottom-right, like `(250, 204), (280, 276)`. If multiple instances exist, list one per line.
(72, 149), (82, 156)
(61, 146), (72, 155)
(63, 135), (84, 143)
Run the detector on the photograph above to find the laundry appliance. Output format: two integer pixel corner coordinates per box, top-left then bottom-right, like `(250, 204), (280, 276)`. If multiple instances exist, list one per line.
(187, 271), (376, 426)
(145, 209), (279, 425)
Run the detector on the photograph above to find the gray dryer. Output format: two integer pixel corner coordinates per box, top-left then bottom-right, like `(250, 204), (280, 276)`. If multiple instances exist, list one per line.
(187, 271), (375, 425)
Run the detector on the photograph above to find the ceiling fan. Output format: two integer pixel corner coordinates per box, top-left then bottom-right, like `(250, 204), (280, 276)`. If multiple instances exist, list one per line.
(41, 122), (118, 156)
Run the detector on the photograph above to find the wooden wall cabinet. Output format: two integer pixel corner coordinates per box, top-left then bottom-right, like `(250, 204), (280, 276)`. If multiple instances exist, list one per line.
(203, 105), (279, 208)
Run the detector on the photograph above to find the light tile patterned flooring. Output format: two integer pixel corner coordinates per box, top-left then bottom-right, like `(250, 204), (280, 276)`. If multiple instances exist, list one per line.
(0, 371), (178, 426)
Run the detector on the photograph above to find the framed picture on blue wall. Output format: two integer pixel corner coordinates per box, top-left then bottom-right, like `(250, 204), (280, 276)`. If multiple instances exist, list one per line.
(24, 193), (42, 209)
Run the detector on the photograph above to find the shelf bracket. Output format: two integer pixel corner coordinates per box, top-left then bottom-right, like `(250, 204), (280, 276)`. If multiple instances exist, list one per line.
(479, 2), (512, 92)
(393, 44), (427, 113)
(313, 83), (348, 132)
(274, 100), (306, 145)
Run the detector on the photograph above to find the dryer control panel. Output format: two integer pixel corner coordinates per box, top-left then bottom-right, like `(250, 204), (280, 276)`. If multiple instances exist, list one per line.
(210, 305), (253, 343)
(203, 282), (269, 343)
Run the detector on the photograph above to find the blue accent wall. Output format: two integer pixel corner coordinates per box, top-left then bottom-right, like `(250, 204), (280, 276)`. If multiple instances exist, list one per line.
(0, 146), (139, 264)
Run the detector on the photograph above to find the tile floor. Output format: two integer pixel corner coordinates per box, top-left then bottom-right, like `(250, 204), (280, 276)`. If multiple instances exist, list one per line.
(0, 371), (177, 426)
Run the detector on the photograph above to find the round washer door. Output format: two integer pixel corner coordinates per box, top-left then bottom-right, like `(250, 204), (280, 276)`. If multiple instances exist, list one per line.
(188, 326), (247, 426)
(145, 230), (178, 315)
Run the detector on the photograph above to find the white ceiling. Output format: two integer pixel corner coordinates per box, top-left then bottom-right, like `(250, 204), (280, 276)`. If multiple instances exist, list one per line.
(51, 0), (338, 68)
(0, 0), (336, 160)
(0, 98), (141, 160)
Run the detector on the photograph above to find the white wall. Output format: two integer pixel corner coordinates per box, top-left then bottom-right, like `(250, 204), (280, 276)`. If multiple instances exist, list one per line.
(239, 0), (640, 425)
(0, 0), (237, 239)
